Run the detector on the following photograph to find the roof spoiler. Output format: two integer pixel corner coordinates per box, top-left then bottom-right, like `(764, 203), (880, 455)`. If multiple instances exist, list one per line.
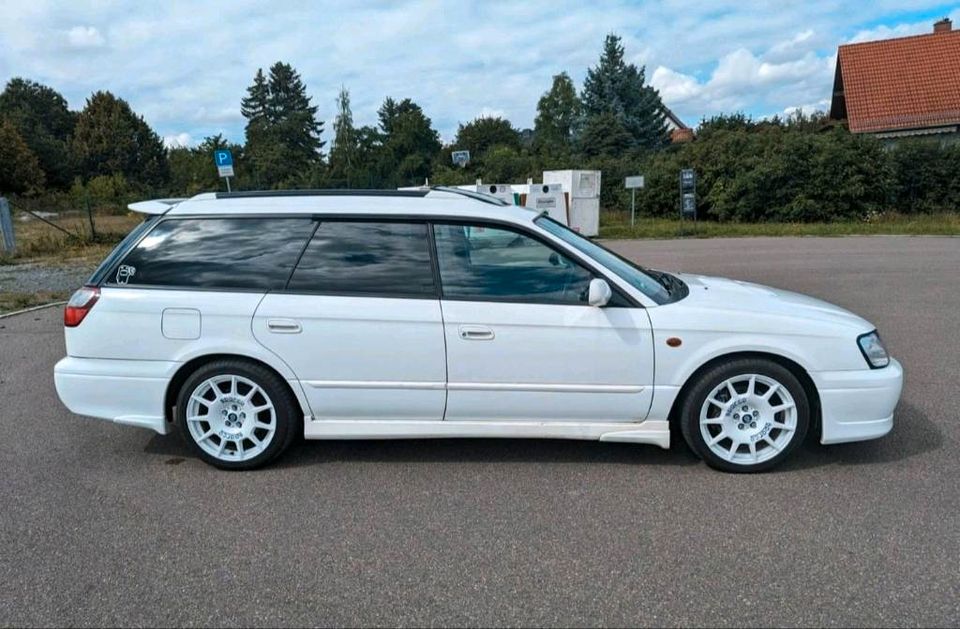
(127, 198), (187, 214)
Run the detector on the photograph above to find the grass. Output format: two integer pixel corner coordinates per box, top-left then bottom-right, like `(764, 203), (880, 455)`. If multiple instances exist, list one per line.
(599, 212), (960, 239)
(0, 213), (142, 266)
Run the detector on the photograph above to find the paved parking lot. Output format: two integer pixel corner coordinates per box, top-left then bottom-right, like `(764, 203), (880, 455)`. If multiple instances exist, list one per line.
(1, 235), (958, 627)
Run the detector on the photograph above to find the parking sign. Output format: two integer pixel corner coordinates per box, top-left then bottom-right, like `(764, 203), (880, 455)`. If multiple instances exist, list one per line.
(214, 150), (234, 178)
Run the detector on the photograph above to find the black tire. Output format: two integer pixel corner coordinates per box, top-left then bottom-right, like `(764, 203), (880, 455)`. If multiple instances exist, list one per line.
(679, 358), (809, 473)
(175, 359), (300, 470)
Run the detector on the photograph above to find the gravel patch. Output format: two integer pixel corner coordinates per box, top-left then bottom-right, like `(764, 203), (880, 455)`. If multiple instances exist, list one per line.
(0, 262), (95, 294)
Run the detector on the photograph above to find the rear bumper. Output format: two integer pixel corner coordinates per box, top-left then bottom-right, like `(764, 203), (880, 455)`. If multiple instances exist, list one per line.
(813, 358), (903, 445)
(54, 357), (177, 435)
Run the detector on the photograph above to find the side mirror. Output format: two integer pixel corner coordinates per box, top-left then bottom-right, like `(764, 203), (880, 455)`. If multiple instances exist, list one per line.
(588, 278), (612, 307)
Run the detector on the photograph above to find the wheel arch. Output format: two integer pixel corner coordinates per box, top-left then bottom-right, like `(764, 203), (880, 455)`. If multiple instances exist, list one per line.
(666, 351), (822, 442)
(163, 353), (310, 427)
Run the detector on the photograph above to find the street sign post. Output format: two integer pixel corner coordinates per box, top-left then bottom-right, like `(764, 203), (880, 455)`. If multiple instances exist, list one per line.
(625, 175), (645, 226)
(452, 150), (470, 168)
(679, 168), (696, 235)
(214, 149), (235, 192)
(0, 198), (15, 253)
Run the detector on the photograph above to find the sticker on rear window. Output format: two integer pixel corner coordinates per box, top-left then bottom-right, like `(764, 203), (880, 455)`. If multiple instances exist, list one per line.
(116, 265), (136, 285)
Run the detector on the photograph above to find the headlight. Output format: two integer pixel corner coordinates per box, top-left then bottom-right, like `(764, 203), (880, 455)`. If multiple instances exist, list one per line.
(857, 331), (890, 369)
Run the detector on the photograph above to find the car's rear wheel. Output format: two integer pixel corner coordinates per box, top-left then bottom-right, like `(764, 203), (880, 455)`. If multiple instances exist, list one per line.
(680, 358), (809, 473)
(175, 360), (299, 470)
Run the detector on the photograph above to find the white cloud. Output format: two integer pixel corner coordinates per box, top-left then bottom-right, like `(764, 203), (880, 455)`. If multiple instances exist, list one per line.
(651, 66), (700, 103)
(781, 99), (831, 116)
(163, 132), (194, 149)
(848, 7), (960, 43)
(66, 25), (105, 49)
(477, 107), (507, 120)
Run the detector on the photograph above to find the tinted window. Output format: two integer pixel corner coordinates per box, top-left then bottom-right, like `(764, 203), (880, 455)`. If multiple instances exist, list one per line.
(88, 215), (159, 285)
(109, 218), (312, 290)
(534, 216), (673, 304)
(433, 223), (593, 304)
(287, 221), (435, 297)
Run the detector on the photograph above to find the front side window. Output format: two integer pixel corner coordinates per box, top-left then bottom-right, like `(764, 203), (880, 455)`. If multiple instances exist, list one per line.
(108, 217), (312, 290)
(534, 216), (674, 304)
(433, 223), (593, 304)
(287, 221), (435, 297)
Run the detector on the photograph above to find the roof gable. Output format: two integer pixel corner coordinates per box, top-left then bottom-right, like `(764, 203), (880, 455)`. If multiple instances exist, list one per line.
(834, 28), (960, 133)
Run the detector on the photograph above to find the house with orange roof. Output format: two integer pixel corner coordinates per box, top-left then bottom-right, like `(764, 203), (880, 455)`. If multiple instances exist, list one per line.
(829, 18), (960, 143)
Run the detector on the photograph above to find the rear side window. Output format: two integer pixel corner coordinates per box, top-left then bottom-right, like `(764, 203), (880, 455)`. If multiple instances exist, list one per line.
(87, 215), (159, 285)
(108, 218), (312, 290)
(287, 221), (435, 297)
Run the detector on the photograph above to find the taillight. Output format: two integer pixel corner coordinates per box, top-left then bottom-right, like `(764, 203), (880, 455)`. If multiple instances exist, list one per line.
(64, 286), (100, 327)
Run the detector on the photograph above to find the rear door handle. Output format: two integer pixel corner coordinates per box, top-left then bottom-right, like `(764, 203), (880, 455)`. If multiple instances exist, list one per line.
(267, 319), (302, 334)
(458, 325), (494, 341)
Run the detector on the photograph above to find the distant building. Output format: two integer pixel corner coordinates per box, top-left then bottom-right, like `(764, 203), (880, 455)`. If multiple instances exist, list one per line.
(830, 18), (960, 143)
(663, 106), (694, 143)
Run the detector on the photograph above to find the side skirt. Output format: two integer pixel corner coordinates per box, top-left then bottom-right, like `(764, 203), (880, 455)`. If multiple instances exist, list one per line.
(303, 419), (671, 449)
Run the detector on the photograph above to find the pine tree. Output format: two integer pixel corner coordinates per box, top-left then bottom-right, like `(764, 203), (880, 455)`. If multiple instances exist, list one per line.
(329, 86), (358, 187)
(241, 62), (325, 187)
(534, 72), (582, 153)
(240, 69), (271, 128)
(581, 34), (669, 153)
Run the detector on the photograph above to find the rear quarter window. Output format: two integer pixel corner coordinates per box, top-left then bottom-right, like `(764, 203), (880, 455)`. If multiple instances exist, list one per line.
(106, 217), (313, 290)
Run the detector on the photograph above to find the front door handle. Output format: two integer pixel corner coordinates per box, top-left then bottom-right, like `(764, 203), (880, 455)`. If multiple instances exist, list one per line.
(267, 319), (302, 334)
(459, 325), (494, 341)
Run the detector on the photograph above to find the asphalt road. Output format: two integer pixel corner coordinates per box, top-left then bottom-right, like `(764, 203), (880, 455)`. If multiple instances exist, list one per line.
(1, 236), (958, 627)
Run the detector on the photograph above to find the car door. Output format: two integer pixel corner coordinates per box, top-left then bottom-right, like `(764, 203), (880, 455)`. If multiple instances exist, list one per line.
(433, 221), (654, 423)
(253, 219), (447, 422)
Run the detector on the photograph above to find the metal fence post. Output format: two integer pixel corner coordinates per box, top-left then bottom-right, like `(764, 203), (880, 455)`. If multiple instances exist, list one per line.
(0, 197), (15, 253)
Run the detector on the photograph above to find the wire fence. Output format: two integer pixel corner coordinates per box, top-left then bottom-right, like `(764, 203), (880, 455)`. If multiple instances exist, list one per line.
(0, 195), (141, 259)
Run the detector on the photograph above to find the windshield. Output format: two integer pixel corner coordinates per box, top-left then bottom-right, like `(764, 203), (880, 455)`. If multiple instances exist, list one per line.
(535, 216), (675, 305)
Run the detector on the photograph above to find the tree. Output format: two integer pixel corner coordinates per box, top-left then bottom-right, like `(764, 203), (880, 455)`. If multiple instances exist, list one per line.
(533, 72), (581, 152)
(453, 116), (521, 157)
(328, 86), (359, 186)
(242, 62), (324, 187)
(69, 91), (168, 187)
(0, 78), (76, 188)
(0, 118), (45, 194)
(169, 134), (245, 195)
(581, 34), (669, 153)
(376, 97), (441, 187)
(578, 111), (633, 158)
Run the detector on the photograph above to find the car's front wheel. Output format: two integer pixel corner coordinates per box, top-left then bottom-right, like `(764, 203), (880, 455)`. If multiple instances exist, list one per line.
(175, 360), (299, 470)
(680, 358), (810, 473)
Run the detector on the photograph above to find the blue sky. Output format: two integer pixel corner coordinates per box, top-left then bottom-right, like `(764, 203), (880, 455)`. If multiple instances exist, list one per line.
(1, 0), (957, 148)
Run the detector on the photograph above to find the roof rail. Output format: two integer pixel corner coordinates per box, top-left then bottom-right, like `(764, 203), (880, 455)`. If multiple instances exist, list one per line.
(429, 186), (510, 206)
(214, 189), (430, 200)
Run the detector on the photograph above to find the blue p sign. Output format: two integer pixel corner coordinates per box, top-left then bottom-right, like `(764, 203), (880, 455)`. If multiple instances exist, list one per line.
(214, 150), (233, 167)
(214, 149), (235, 178)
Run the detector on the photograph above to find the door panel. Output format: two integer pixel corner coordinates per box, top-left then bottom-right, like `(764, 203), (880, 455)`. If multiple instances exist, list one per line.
(441, 300), (654, 422)
(253, 294), (446, 421)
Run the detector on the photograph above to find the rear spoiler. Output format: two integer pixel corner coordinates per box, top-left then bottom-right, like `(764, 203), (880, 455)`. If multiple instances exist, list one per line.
(127, 198), (187, 214)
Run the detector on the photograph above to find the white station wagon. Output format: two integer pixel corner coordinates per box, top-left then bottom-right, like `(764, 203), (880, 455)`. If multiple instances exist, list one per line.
(54, 188), (903, 472)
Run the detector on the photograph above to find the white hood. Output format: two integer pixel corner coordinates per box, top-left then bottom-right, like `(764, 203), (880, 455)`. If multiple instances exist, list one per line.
(674, 273), (873, 331)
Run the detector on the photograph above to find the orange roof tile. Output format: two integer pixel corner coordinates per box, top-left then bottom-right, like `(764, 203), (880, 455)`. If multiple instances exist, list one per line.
(836, 27), (960, 133)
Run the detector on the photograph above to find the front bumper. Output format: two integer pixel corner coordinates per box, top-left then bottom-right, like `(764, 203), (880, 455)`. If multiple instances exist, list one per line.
(54, 357), (177, 435)
(813, 358), (903, 445)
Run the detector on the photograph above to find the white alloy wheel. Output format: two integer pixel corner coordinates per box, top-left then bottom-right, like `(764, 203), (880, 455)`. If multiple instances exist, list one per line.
(185, 374), (278, 463)
(698, 373), (798, 466)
